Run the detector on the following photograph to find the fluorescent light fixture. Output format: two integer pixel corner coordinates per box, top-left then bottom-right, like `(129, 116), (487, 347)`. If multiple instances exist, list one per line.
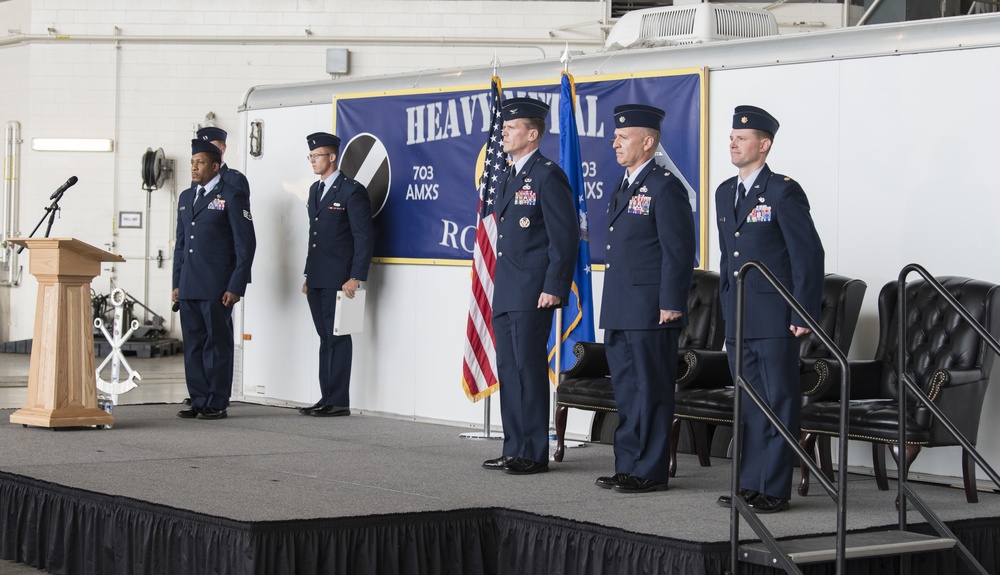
(31, 138), (114, 152)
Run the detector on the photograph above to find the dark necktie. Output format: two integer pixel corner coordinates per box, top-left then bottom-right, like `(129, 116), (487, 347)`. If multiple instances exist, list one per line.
(611, 177), (629, 213)
(735, 182), (747, 213)
(317, 181), (326, 205)
(193, 186), (205, 208)
(502, 164), (516, 198)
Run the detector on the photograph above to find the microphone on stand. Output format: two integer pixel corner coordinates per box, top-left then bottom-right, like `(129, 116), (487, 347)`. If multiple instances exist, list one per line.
(49, 176), (79, 200)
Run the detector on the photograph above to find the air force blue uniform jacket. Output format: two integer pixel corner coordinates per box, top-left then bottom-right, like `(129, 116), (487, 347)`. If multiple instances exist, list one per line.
(716, 163), (824, 500)
(173, 180), (255, 300)
(600, 161), (695, 483)
(220, 163), (250, 196)
(716, 165), (824, 338)
(492, 152), (578, 312)
(601, 162), (695, 330)
(304, 173), (375, 288)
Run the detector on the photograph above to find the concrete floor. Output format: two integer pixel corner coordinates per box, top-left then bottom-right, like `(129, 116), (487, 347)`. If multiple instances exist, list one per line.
(0, 350), (188, 575)
(0, 351), (188, 410)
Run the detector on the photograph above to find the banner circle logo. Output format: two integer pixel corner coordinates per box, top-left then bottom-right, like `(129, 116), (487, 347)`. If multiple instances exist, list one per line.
(340, 133), (390, 217)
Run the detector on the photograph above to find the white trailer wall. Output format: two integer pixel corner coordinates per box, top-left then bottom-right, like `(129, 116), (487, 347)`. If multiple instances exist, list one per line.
(240, 15), (1000, 480)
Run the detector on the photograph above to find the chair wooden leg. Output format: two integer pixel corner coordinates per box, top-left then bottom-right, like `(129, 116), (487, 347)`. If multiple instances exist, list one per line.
(888, 443), (921, 480)
(818, 435), (834, 481)
(691, 421), (712, 468)
(798, 431), (817, 497)
(889, 443), (921, 509)
(669, 418), (680, 478)
(963, 449), (979, 504)
(554, 405), (568, 463)
(872, 443), (889, 491)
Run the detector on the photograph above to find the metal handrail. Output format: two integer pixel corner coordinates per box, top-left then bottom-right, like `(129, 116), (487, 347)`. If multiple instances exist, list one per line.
(730, 261), (850, 575)
(895, 264), (1000, 575)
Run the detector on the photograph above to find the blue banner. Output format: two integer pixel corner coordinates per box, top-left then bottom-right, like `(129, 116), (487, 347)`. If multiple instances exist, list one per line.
(334, 69), (705, 267)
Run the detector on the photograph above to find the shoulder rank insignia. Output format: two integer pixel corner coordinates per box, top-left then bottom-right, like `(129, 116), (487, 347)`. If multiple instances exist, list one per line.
(784, 177), (791, 181)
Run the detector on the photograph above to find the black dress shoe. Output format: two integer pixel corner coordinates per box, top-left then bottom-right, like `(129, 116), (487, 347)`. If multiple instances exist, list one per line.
(309, 405), (350, 417)
(197, 407), (228, 420)
(613, 475), (668, 493)
(717, 489), (761, 507)
(503, 458), (549, 475)
(595, 473), (628, 489)
(298, 402), (323, 415)
(748, 494), (790, 514)
(482, 456), (513, 470)
(177, 407), (200, 419)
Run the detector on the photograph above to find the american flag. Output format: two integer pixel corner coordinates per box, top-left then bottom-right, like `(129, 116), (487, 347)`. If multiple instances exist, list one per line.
(462, 76), (504, 402)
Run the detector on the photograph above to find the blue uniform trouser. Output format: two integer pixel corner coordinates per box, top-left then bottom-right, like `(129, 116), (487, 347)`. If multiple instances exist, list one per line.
(306, 287), (353, 407)
(493, 309), (554, 464)
(179, 299), (234, 411)
(727, 336), (800, 500)
(605, 328), (679, 484)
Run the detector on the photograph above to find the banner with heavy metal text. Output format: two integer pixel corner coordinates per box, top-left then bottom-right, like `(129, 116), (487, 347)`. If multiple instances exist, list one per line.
(334, 69), (706, 267)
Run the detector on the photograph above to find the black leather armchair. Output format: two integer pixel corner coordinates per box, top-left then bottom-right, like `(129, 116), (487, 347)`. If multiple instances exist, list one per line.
(553, 270), (724, 464)
(799, 276), (1000, 503)
(670, 273), (867, 478)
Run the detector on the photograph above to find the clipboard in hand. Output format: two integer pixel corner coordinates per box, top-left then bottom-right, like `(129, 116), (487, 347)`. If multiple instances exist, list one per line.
(333, 289), (366, 335)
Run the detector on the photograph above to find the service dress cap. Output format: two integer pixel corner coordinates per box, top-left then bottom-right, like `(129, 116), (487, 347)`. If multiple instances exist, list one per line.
(732, 105), (779, 135)
(196, 126), (228, 142)
(191, 138), (220, 156)
(613, 104), (665, 131)
(501, 97), (550, 121)
(306, 132), (341, 150)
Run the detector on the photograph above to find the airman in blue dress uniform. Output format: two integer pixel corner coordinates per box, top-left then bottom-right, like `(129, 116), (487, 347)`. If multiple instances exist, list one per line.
(715, 105), (824, 513)
(173, 139), (256, 420)
(299, 132), (375, 417)
(597, 104), (695, 493)
(482, 98), (579, 475)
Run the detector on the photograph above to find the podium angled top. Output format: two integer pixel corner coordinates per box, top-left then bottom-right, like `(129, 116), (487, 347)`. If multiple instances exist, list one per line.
(7, 237), (126, 263)
(8, 237), (125, 279)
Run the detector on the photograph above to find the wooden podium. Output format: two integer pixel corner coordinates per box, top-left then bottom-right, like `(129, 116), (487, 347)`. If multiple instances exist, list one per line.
(7, 238), (125, 428)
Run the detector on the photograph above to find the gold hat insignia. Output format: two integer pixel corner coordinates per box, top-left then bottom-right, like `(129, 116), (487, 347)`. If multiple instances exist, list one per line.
(741, 116), (749, 124)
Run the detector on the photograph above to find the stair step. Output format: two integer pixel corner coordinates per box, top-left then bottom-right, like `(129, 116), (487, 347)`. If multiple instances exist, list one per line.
(740, 530), (956, 566)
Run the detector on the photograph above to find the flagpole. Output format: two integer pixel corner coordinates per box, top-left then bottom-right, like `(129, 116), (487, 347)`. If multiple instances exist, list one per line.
(461, 55), (503, 441)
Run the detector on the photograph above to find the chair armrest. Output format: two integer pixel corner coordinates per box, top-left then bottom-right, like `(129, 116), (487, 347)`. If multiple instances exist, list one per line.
(808, 359), (884, 401)
(560, 341), (610, 380)
(799, 357), (825, 397)
(676, 349), (733, 390)
(916, 368), (986, 403)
